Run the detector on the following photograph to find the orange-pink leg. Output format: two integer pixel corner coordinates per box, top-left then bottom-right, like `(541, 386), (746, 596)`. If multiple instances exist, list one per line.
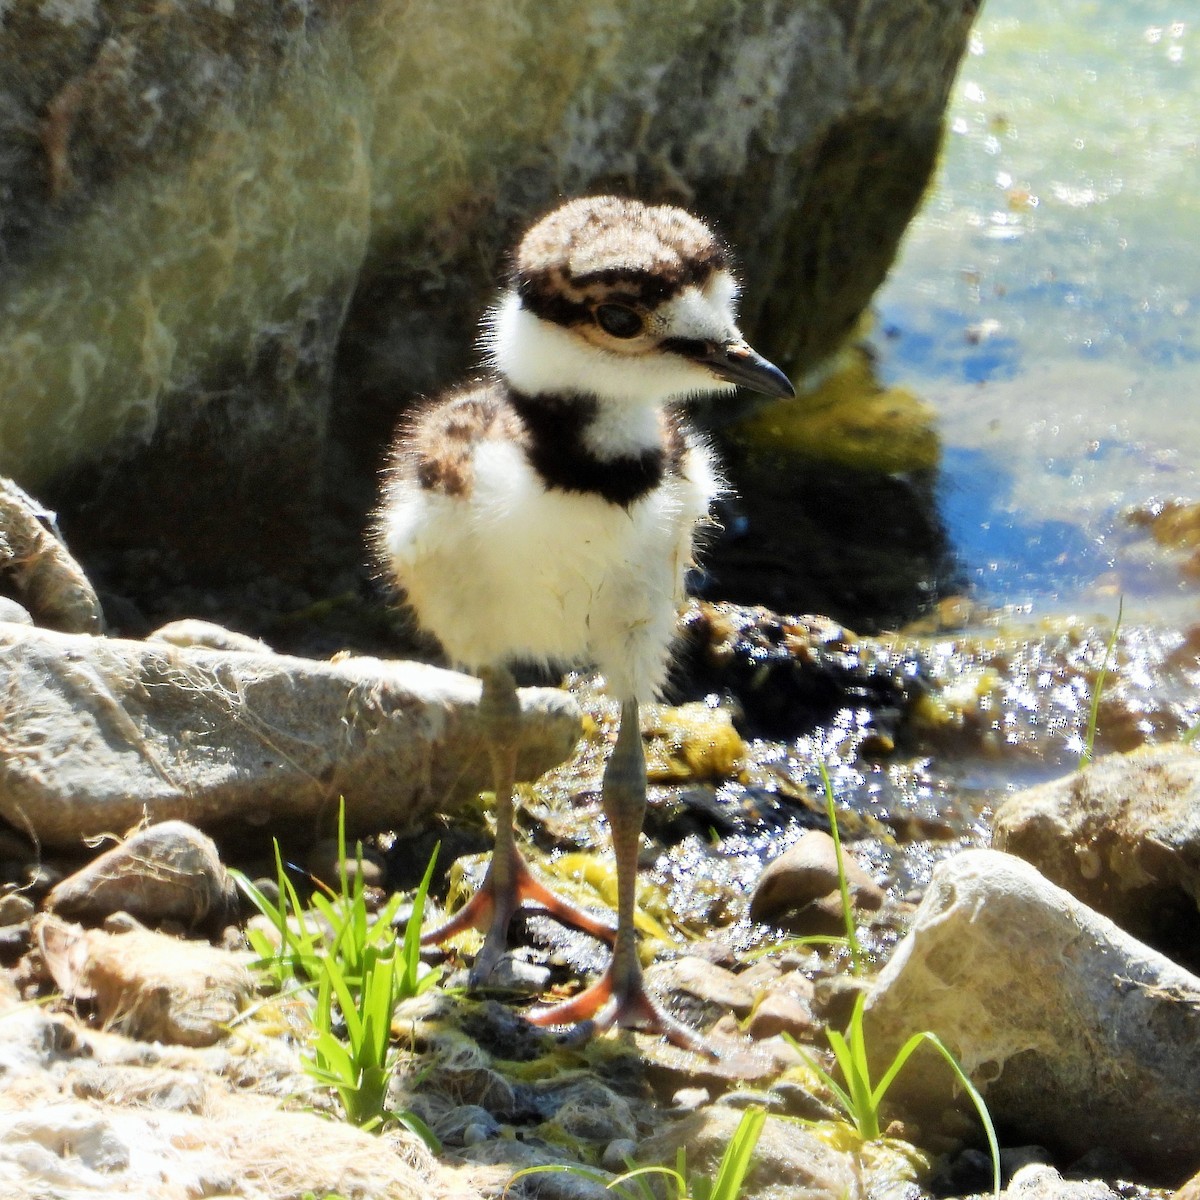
(527, 698), (714, 1057)
(421, 665), (614, 986)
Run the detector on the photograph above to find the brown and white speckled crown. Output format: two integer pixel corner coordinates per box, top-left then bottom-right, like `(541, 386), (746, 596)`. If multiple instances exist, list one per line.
(512, 196), (730, 324)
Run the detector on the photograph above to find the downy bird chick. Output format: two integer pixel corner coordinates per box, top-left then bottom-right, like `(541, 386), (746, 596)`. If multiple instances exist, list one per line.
(374, 195), (793, 1051)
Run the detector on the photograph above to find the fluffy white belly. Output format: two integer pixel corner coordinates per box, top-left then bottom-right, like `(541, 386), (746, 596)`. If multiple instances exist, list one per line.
(382, 440), (714, 699)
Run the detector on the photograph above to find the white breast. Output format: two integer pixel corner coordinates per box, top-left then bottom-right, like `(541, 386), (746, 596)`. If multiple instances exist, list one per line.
(380, 435), (720, 702)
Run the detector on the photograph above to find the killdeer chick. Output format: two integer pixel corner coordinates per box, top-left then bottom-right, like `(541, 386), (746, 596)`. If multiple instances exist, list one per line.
(374, 195), (793, 1052)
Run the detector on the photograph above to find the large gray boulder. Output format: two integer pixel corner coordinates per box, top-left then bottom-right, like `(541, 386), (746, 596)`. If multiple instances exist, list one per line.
(0, 0), (977, 591)
(0, 623), (580, 851)
(864, 849), (1200, 1184)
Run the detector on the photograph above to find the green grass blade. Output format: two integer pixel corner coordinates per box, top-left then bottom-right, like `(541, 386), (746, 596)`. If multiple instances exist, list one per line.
(709, 1106), (766, 1200)
(389, 1108), (441, 1153)
(913, 1032), (1001, 1200)
(505, 1164), (612, 1194)
(869, 1029), (928, 1109)
(785, 1032), (856, 1118)
(817, 760), (865, 974)
(324, 955), (364, 1048)
(400, 844), (439, 999)
(1080, 595), (1123, 768)
(828, 1027), (878, 1140)
(744, 934), (850, 960)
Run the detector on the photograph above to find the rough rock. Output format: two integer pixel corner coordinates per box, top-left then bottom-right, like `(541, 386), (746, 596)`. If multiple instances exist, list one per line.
(993, 744), (1200, 969)
(147, 618), (273, 654)
(649, 955), (757, 1019)
(749, 829), (884, 934)
(634, 1105), (864, 1200)
(528, 1073), (640, 1144)
(1176, 1170), (1200, 1200)
(744, 990), (818, 1041)
(35, 915), (254, 1048)
(0, 991), (462, 1200)
(678, 601), (921, 738)
(1001, 1165), (1122, 1200)
(0, 476), (104, 633)
(0, 623), (580, 850)
(0, 597), (33, 625)
(863, 849), (1200, 1183)
(0, 1), (977, 606)
(47, 821), (238, 932)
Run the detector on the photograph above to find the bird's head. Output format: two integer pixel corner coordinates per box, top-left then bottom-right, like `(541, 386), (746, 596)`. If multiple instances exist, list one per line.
(484, 196), (794, 406)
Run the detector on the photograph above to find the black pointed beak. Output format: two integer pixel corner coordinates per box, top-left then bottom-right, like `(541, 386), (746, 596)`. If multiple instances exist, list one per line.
(694, 338), (795, 398)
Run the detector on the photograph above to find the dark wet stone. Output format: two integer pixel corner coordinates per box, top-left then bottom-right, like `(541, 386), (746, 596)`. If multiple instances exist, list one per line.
(427, 1103), (501, 1148)
(678, 601), (924, 739)
(531, 1075), (639, 1143)
(457, 998), (551, 1065)
(0, 893), (35, 927)
(705, 448), (959, 631)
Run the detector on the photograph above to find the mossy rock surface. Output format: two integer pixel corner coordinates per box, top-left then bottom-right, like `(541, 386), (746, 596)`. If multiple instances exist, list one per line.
(0, 0), (977, 621)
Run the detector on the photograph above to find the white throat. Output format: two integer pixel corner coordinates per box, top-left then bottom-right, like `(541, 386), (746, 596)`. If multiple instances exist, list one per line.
(483, 291), (737, 411)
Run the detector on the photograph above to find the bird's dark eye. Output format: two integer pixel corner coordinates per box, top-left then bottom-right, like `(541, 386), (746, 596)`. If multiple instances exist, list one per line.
(595, 304), (643, 339)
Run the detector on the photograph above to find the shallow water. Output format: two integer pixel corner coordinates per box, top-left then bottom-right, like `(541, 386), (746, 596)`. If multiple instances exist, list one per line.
(870, 0), (1199, 622)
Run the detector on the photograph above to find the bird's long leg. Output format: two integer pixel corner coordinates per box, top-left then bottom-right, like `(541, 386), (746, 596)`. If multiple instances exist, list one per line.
(421, 665), (615, 985)
(527, 698), (713, 1056)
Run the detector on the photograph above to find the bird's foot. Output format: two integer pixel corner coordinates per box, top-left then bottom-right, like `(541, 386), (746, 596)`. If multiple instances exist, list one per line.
(527, 965), (716, 1058)
(422, 844), (616, 986)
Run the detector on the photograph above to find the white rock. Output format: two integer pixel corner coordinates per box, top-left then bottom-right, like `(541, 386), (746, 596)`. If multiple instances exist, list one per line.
(0, 624), (580, 850)
(864, 849), (1200, 1183)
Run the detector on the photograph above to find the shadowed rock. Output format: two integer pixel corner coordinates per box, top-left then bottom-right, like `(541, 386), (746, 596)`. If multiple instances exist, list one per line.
(46, 821), (238, 933)
(0, 477), (103, 634)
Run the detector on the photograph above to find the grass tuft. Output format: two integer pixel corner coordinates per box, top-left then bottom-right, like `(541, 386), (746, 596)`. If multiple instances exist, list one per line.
(788, 993), (1000, 1199)
(507, 1105), (767, 1200)
(232, 801), (440, 1144)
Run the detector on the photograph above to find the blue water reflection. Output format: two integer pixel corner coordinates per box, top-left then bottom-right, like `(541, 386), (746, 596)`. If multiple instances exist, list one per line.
(870, 0), (1199, 615)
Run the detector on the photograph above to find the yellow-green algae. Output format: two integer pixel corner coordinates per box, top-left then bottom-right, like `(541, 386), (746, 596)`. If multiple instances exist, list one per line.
(727, 344), (940, 474)
(643, 703), (746, 784)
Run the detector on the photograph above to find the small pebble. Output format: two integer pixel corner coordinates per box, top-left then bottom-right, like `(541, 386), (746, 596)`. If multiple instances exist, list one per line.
(749, 830), (883, 933)
(475, 953), (552, 995)
(602, 1139), (638, 1172)
(304, 838), (385, 890)
(0, 892), (35, 926)
(461, 1123), (492, 1147)
(745, 991), (816, 1040)
(671, 1087), (709, 1111)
